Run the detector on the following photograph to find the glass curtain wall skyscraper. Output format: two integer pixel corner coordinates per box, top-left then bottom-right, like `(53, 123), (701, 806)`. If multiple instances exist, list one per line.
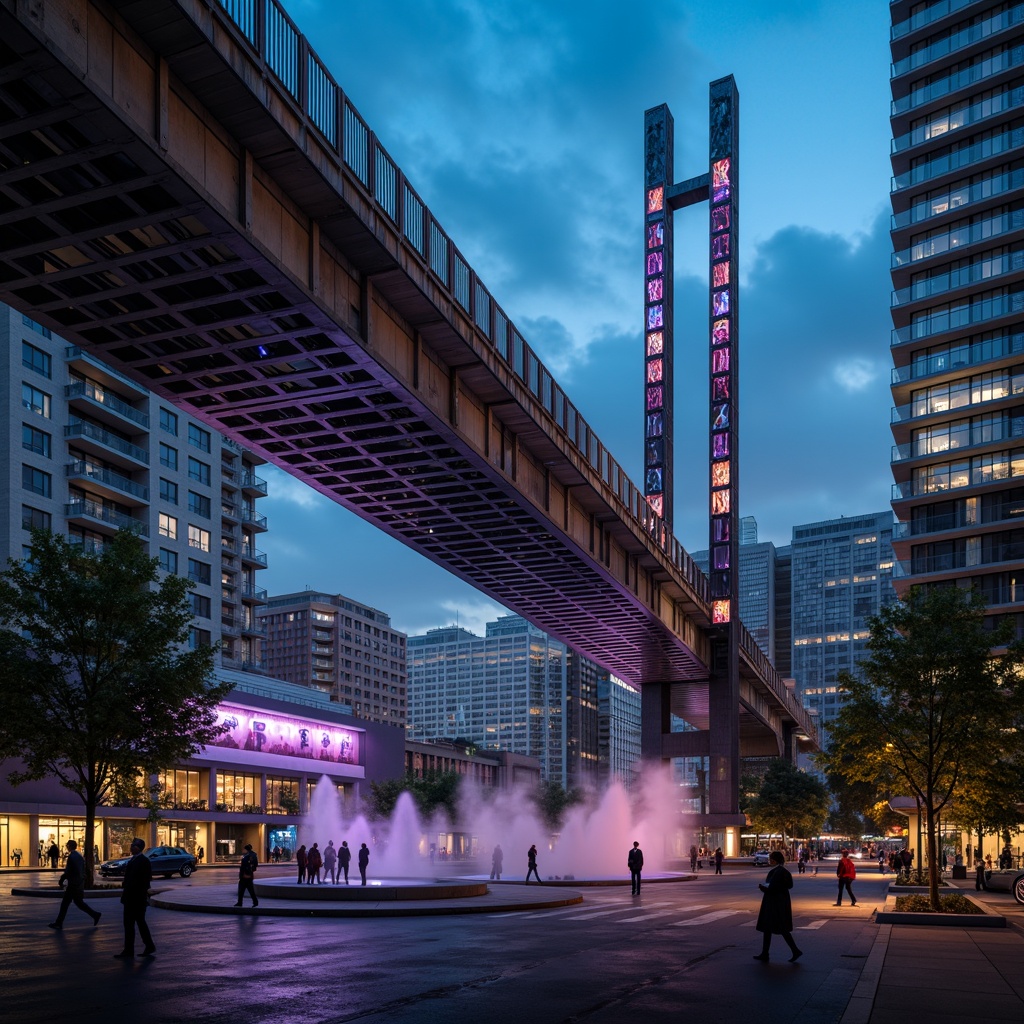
(889, 1), (1024, 632)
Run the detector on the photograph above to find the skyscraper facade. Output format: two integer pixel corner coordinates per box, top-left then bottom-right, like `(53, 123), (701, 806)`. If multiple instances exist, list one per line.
(406, 615), (595, 788)
(597, 674), (641, 790)
(889, 1), (1024, 631)
(790, 512), (897, 733)
(2, 304), (268, 669)
(259, 591), (407, 729)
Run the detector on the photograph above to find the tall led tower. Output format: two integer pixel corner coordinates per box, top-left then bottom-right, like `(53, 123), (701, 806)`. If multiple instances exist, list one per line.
(642, 76), (743, 827)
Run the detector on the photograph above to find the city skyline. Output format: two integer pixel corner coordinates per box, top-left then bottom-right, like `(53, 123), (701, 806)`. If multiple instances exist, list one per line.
(252, 1), (897, 638)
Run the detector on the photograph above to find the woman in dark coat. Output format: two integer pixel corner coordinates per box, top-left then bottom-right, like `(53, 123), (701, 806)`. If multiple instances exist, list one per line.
(754, 850), (802, 962)
(295, 844), (307, 884)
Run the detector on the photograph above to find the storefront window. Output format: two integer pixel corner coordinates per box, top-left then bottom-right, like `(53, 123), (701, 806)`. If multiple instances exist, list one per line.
(105, 820), (145, 861)
(156, 768), (206, 810)
(38, 817), (87, 867)
(266, 776), (299, 815)
(216, 771), (262, 813)
(156, 820), (206, 856)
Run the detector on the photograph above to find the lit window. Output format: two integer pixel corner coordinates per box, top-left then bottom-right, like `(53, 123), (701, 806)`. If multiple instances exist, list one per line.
(188, 525), (210, 552)
(22, 384), (51, 418)
(159, 514), (177, 540)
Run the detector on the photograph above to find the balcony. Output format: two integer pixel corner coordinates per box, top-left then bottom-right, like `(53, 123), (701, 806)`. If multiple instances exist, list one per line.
(65, 498), (148, 537)
(892, 170), (1024, 232)
(65, 461), (148, 504)
(891, 251), (1024, 308)
(891, 287), (1024, 347)
(892, 0), (976, 41)
(891, 48), (1022, 117)
(892, 210), (1024, 270)
(65, 345), (147, 398)
(892, 427), (1022, 464)
(65, 379), (149, 430)
(891, 332), (1024, 386)
(240, 545), (268, 566)
(240, 620), (267, 636)
(64, 421), (149, 469)
(240, 507), (268, 531)
(241, 472), (268, 496)
(220, 614), (240, 635)
(221, 501), (240, 521)
(241, 584), (268, 602)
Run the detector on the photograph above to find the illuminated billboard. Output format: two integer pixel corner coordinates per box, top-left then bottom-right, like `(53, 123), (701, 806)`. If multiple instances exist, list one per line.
(207, 703), (360, 764)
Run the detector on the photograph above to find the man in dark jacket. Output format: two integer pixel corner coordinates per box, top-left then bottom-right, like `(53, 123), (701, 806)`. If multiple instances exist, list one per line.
(115, 838), (154, 959)
(49, 840), (101, 929)
(628, 841), (644, 896)
(339, 840), (352, 884)
(234, 843), (259, 907)
(358, 842), (370, 886)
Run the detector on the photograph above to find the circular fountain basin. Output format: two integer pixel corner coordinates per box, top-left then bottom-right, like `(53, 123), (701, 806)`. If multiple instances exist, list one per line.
(254, 877), (488, 901)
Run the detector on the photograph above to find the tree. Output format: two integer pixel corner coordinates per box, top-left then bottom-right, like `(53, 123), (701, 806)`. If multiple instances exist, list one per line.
(531, 780), (586, 833)
(0, 530), (228, 885)
(366, 772), (462, 823)
(822, 586), (1024, 910)
(747, 759), (829, 848)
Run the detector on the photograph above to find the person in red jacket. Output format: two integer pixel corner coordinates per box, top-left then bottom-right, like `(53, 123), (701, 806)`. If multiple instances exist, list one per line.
(835, 850), (858, 906)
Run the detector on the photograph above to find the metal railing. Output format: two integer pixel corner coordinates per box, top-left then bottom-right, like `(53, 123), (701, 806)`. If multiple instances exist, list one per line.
(64, 421), (149, 464)
(65, 498), (148, 535)
(65, 380), (149, 427)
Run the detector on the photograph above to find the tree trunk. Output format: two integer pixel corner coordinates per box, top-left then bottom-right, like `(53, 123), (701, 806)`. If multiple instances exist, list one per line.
(83, 794), (97, 889)
(925, 804), (940, 911)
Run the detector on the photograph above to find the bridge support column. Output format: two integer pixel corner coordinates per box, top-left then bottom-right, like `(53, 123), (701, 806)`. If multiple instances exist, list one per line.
(708, 633), (741, 819)
(640, 682), (672, 762)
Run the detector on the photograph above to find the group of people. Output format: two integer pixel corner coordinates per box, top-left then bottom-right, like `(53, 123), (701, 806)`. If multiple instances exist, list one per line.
(688, 845), (725, 874)
(293, 840), (370, 887)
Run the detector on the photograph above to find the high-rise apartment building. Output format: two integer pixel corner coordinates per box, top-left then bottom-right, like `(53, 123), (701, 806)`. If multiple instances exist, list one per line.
(407, 614), (596, 788)
(889, 1), (1024, 631)
(259, 591), (407, 729)
(790, 512), (897, 733)
(2, 304), (268, 668)
(597, 674), (641, 790)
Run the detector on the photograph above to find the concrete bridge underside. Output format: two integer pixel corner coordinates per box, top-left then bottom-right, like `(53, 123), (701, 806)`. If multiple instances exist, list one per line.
(0, 0), (816, 764)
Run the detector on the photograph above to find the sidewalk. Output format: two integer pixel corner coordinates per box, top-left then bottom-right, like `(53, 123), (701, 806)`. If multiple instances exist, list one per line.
(843, 918), (1024, 1023)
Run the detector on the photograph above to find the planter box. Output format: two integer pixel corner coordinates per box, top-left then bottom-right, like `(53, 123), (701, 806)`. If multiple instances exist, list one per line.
(876, 891), (1005, 927)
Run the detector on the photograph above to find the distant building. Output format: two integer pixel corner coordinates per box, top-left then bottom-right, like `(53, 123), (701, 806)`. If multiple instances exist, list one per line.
(405, 739), (542, 792)
(259, 591), (407, 729)
(790, 511), (897, 735)
(597, 674), (641, 789)
(1, 303), (268, 670)
(693, 518), (789, 664)
(406, 614), (600, 788)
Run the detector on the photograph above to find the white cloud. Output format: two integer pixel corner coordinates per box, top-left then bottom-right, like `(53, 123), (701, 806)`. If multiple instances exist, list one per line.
(263, 466), (325, 510)
(832, 358), (879, 393)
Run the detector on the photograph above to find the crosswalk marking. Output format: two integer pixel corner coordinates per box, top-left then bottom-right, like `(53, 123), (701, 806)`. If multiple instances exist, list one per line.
(618, 909), (682, 923)
(672, 909), (742, 927)
(796, 919), (827, 930)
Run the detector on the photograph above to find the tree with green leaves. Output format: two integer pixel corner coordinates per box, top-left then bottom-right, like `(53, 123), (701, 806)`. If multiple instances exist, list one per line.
(747, 759), (830, 849)
(532, 779), (586, 833)
(0, 529), (228, 885)
(822, 586), (1024, 910)
(366, 772), (462, 823)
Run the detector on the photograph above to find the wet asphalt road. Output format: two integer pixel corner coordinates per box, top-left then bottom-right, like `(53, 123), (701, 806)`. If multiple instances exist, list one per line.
(4, 867), (896, 1023)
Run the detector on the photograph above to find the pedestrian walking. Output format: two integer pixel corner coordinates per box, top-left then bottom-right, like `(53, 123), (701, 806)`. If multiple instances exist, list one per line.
(48, 840), (101, 930)
(47, 841), (60, 870)
(234, 843), (259, 907)
(196, 845), (204, 864)
(628, 840), (644, 896)
(714, 847), (724, 875)
(114, 838), (154, 959)
(358, 842), (370, 886)
(526, 844), (542, 883)
(975, 856), (988, 891)
(306, 842), (323, 884)
(835, 849), (858, 906)
(324, 840), (338, 884)
(296, 843), (307, 884)
(753, 851), (802, 962)
(689, 844), (698, 872)
(490, 843), (503, 880)
(339, 840), (351, 884)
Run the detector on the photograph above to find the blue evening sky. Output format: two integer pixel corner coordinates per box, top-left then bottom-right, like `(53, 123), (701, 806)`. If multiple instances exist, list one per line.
(260, 0), (895, 637)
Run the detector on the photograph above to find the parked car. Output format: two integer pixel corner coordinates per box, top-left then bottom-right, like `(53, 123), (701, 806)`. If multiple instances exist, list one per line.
(752, 849), (771, 866)
(100, 845), (197, 879)
(982, 868), (1024, 904)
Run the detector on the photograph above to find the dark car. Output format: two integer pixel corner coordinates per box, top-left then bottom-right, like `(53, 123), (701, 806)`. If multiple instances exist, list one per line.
(983, 868), (1024, 904)
(100, 845), (197, 879)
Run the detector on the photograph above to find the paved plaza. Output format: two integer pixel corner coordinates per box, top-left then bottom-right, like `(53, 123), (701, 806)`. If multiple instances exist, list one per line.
(5, 865), (1023, 1023)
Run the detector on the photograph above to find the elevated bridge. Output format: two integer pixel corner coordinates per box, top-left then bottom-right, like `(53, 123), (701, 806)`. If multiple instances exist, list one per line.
(0, 0), (816, 812)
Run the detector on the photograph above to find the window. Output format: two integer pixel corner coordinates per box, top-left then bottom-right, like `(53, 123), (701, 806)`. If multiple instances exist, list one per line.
(188, 525), (210, 552)
(22, 505), (51, 531)
(159, 408), (178, 435)
(188, 424), (211, 452)
(22, 314), (51, 339)
(188, 491), (211, 518)
(159, 478), (178, 504)
(189, 593), (211, 618)
(188, 627), (212, 650)
(22, 384), (51, 418)
(158, 548), (178, 573)
(22, 341), (51, 378)
(158, 513), (177, 540)
(22, 465), (51, 497)
(188, 457), (210, 485)
(188, 558), (211, 585)
(159, 444), (177, 471)
(22, 424), (51, 458)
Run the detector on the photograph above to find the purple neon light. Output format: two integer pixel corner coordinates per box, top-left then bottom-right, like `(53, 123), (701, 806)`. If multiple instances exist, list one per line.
(712, 348), (729, 373)
(713, 262), (729, 287)
(647, 386), (663, 410)
(646, 331), (664, 356)
(712, 432), (729, 459)
(647, 252), (663, 276)
(647, 358), (663, 383)
(647, 305), (663, 329)
(712, 206), (731, 233)
(647, 278), (664, 302)
(647, 222), (664, 248)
